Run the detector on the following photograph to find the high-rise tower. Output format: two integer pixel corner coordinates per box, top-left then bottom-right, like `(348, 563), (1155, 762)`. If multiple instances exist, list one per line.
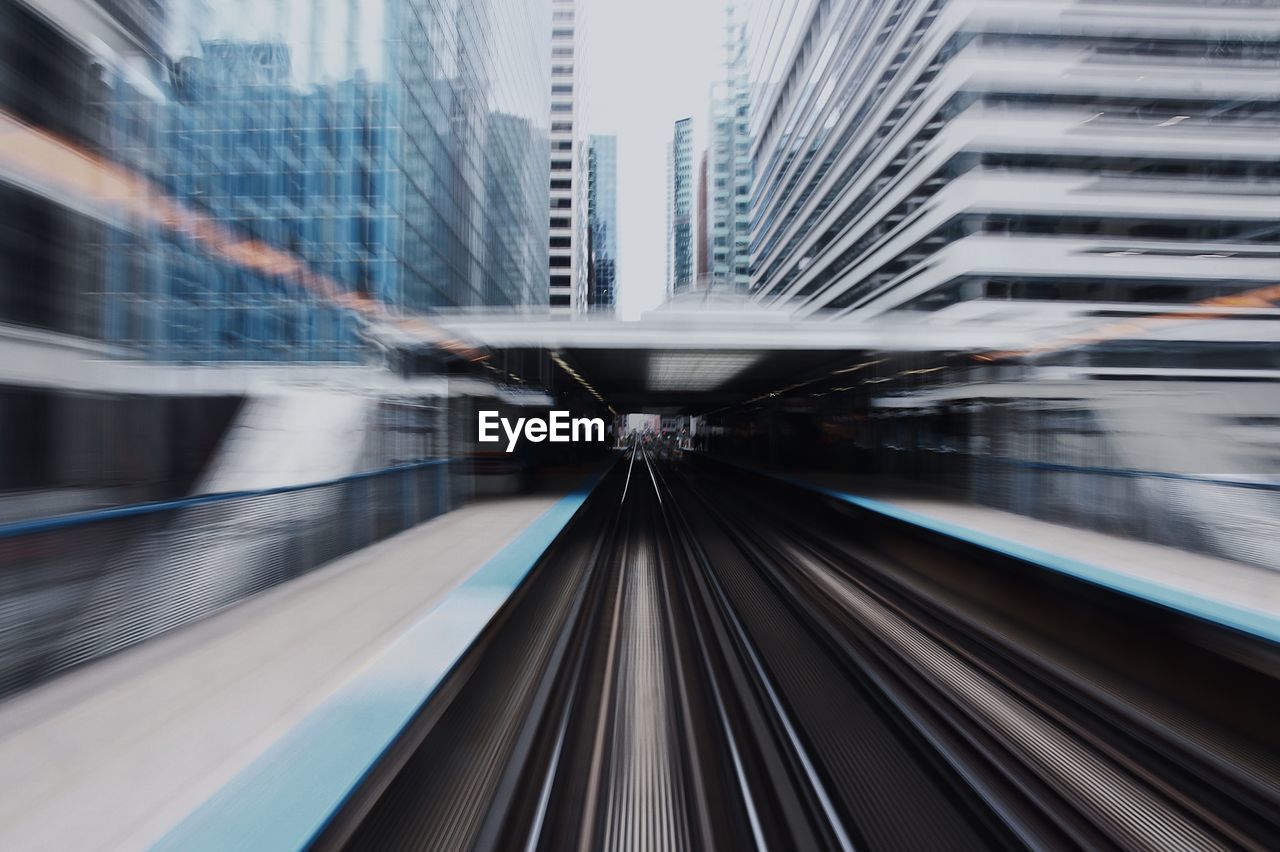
(748, 0), (1278, 320)
(548, 0), (589, 315)
(587, 134), (618, 311)
(707, 2), (752, 291)
(667, 117), (694, 294)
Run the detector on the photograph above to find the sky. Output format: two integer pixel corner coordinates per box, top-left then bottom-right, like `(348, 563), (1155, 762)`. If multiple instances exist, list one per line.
(584, 0), (726, 319)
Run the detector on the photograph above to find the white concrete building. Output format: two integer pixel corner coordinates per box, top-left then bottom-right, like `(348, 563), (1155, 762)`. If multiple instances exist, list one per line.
(747, 0), (1280, 323)
(548, 0), (590, 315)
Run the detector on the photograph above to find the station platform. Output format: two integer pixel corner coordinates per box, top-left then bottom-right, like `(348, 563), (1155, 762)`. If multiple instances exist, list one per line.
(775, 468), (1280, 645)
(0, 488), (591, 852)
(3, 456), (1276, 851)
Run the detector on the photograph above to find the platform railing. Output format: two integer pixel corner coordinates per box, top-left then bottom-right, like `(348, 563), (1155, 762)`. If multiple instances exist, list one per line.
(0, 458), (457, 698)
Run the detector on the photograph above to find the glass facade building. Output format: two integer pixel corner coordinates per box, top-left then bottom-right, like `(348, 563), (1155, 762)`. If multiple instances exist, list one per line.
(706, 1), (752, 291)
(587, 133), (617, 311)
(667, 116), (693, 294)
(101, 0), (551, 361)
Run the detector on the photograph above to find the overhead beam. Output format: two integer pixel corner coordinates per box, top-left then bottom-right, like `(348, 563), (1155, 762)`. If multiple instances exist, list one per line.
(431, 316), (1045, 352)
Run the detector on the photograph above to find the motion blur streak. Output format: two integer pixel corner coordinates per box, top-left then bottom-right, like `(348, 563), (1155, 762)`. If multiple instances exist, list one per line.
(0, 0), (1278, 847)
(316, 450), (1280, 851)
(0, 107), (479, 357)
(981, 280), (1280, 361)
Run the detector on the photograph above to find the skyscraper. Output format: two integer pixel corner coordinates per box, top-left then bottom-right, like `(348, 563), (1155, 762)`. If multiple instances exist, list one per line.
(748, 0), (1278, 319)
(587, 134), (618, 311)
(707, 2), (751, 291)
(696, 150), (709, 277)
(667, 117), (694, 294)
(98, 0), (553, 359)
(548, 0), (589, 315)
(0, 0), (555, 512)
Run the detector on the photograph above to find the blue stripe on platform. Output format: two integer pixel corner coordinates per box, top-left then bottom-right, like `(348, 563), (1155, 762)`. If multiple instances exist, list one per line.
(704, 457), (1280, 647)
(153, 483), (595, 852)
(798, 480), (1280, 646)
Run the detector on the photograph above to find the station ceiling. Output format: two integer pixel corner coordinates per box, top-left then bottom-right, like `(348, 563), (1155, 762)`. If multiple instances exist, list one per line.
(548, 346), (864, 413)
(431, 312), (1045, 413)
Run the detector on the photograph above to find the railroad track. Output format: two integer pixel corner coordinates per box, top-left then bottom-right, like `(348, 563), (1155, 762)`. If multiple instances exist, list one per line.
(316, 448), (1280, 851)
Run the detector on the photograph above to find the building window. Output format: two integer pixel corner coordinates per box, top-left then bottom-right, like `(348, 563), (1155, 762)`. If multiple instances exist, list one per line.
(551, 160), (572, 171)
(552, 28), (573, 38)
(552, 65), (574, 75)
(553, 198), (571, 209)
(554, 140), (573, 151)
(551, 178), (571, 190)
(550, 294), (571, 307)
(552, 122), (573, 133)
(550, 217), (570, 228)
(551, 274), (571, 286)
(551, 102), (572, 113)
(550, 256), (571, 268)
(552, 84), (573, 94)
(550, 236), (571, 248)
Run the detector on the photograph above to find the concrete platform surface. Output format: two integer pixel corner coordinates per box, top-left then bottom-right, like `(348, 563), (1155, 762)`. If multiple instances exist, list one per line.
(0, 493), (570, 852)
(791, 470), (1280, 643)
